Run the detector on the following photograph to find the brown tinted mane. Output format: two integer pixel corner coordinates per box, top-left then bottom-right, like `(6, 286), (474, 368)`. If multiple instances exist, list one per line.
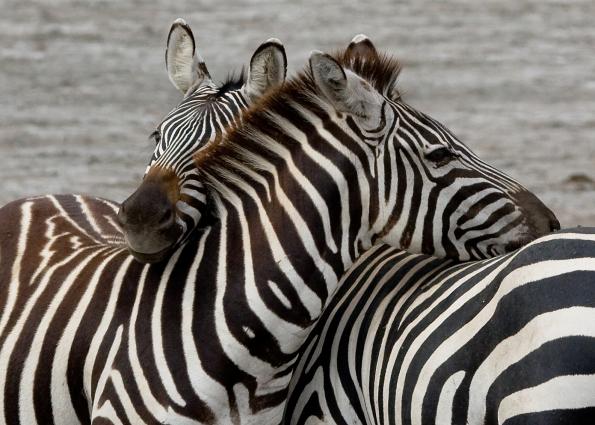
(335, 48), (402, 97)
(194, 47), (402, 191)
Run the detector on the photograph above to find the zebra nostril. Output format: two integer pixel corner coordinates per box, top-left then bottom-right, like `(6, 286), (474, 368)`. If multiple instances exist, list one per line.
(550, 217), (561, 232)
(117, 203), (128, 227)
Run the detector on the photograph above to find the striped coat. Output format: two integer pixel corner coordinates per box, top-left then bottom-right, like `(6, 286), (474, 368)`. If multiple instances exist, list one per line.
(285, 228), (595, 424)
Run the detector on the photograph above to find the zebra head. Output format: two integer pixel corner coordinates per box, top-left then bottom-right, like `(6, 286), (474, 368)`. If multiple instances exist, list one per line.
(308, 38), (559, 260)
(117, 19), (287, 263)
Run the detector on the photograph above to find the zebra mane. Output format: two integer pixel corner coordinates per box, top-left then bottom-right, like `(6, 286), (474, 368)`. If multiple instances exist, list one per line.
(195, 48), (402, 199)
(334, 48), (402, 98)
(216, 68), (246, 98)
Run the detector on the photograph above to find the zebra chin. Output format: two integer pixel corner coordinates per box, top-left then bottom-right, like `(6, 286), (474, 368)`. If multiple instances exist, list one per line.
(126, 244), (178, 263)
(121, 224), (183, 263)
(464, 226), (555, 260)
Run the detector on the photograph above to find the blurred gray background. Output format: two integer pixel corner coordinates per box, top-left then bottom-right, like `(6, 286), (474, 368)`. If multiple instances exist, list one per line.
(1, 0), (594, 226)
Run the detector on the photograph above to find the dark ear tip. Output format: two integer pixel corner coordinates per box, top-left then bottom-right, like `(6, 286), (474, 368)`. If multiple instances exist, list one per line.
(348, 39), (376, 49)
(251, 38), (287, 77)
(253, 38), (286, 59)
(350, 34), (372, 44)
(166, 18), (196, 69)
(264, 37), (283, 48)
(169, 18), (192, 35)
(309, 51), (341, 68)
(172, 17), (188, 27)
(309, 51), (347, 84)
(309, 50), (329, 62)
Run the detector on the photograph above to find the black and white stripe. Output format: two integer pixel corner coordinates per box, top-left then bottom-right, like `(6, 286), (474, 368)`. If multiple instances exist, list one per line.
(117, 22), (288, 262)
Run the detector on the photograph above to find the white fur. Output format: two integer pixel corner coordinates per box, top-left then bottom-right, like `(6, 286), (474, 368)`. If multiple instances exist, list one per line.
(351, 33), (370, 44)
(244, 38), (287, 101)
(166, 19), (210, 94)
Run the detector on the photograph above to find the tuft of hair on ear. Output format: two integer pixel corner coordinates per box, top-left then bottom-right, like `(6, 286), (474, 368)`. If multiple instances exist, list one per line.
(334, 46), (401, 98)
(216, 68), (246, 97)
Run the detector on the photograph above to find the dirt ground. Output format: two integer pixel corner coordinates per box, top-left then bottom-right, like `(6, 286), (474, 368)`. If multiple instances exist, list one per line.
(1, 0), (594, 226)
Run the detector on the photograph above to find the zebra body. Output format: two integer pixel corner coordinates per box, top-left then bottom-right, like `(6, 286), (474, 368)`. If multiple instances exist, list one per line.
(0, 31), (558, 424)
(284, 229), (595, 425)
(0, 194), (298, 424)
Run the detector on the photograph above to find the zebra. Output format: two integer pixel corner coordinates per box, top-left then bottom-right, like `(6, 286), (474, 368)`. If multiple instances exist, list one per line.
(0, 19), (287, 425)
(119, 18), (287, 263)
(283, 228), (595, 425)
(0, 32), (558, 425)
(282, 37), (593, 425)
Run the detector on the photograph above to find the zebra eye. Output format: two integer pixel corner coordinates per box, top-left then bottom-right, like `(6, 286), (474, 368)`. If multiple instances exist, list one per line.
(150, 130), (162, 145)
(425, 147), (455, 164)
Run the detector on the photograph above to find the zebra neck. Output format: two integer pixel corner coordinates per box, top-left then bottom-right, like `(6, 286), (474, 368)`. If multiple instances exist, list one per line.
(175, 184), (372, 417)
(209, 189), (365, 329)
(198, 98), (379, 267)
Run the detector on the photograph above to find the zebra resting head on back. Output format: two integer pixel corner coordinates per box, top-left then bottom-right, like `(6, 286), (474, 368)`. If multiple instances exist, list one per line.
(117, 18), (288, 263)
(119, 34), (559, 264)
(282, 36), (591, 425)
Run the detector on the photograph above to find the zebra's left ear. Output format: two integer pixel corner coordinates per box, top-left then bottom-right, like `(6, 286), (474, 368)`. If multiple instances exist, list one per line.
(244, 38), (287, 101)
(309, 51), (383, 127)
(166, 18), (211, 95)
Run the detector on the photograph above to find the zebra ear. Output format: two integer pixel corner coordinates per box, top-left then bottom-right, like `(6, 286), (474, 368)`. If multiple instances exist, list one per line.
(166, 18), (211, 95)
(345, 34), (378, 60)
(244, 38), (287, 101)
(309, 51), (383, 126)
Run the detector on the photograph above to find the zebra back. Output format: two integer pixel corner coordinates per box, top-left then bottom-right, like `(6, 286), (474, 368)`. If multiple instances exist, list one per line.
(284, 228), (595, 424)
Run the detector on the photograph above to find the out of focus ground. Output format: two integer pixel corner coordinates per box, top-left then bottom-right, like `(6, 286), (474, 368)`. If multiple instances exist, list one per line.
(1, 0), (594, 226)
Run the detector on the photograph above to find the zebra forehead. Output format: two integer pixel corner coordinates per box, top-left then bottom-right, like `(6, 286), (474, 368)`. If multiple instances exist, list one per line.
(159, 75), (246, 133)
(182, 69), (246, 100)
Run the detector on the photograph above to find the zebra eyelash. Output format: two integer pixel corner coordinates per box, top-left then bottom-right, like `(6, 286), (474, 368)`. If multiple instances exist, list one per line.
(424, 146), (457, 165)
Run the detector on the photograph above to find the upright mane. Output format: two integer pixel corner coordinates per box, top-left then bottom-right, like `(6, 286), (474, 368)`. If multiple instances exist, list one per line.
(216, 68), (246, 97)
(334, 48), (402, 98)
(194, 48), (403, 196)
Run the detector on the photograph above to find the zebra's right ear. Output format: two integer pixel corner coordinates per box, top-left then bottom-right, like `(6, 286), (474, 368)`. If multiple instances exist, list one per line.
(244, 38), (287, 101)
(166, 18), (211, 95)
(345, 34), (378, 60)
